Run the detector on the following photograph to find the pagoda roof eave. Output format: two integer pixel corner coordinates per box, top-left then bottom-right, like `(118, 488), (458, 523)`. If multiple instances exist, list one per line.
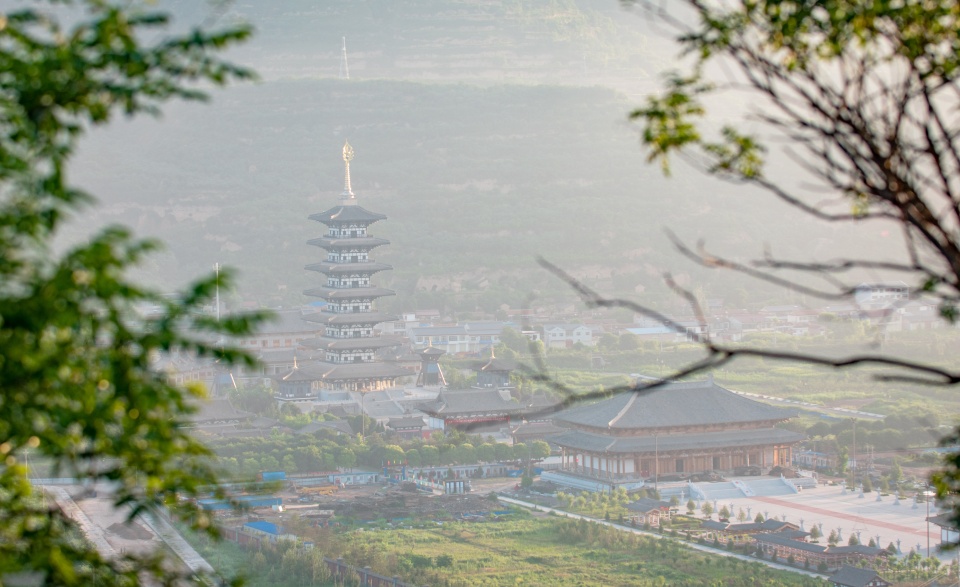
(301, 311), (398, 325)
(299, 336), (403, 350)
(309, 205), (386, 224)
(304, 261), (393, 274)
(303, 286), (396, 299)
(307, 236), (390, 249)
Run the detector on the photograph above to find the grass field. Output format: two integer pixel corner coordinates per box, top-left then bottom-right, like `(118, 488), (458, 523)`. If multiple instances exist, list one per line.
(329, 515), (828, 587)
(183, 514), (830, 586)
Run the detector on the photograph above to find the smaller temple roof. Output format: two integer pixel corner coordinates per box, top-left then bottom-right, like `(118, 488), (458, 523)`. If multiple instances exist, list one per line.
(702, 519), (798, 533)
(309, 205), (386, 225)
(471, 356), (517, 373)
(829, 565), (889, 587)
(189, 398), (252, 424)
(927, 512), (958, 530)
(387, 415), (426, 430)
(755, 532), (827, 553)
(419, 389), (522, 417)
(314, 361), (410, 381)
(626, 498), (672, 513)
(276, 360), (408, 382)
(827, 544), (888, 555)
(511, 420), (566, 438)
(298, 420), (354, 436)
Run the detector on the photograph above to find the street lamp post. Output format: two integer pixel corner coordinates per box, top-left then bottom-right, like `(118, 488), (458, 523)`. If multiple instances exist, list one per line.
(924, 487), (936, 558)
(361, 391), (369, 442)
(654, 434), (659, 494)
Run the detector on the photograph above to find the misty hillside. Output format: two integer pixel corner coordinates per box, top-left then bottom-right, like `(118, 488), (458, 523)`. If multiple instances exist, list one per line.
(184, 0), (663, 90)
(67, 1), (905, 312)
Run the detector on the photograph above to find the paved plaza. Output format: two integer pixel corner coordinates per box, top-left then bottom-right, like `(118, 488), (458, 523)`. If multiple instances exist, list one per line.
(703, 483), (953, 562)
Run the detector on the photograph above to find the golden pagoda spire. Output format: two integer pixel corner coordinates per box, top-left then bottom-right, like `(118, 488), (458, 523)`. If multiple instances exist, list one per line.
(341, 140), (356, 202)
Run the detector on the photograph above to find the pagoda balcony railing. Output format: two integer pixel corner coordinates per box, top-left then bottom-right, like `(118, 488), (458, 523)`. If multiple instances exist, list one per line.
(328, 231), (372, 238)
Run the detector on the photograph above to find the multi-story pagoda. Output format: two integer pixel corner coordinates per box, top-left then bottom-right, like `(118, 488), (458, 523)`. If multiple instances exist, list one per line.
(295, 142), (408, 393)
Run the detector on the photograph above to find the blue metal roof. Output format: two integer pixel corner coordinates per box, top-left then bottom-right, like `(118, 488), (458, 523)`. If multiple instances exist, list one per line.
(245, 521), (279, 535)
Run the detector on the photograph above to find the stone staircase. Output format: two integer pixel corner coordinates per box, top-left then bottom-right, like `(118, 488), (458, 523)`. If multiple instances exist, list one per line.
(697, 482), (749, 501)
(743, 478), (798, 497)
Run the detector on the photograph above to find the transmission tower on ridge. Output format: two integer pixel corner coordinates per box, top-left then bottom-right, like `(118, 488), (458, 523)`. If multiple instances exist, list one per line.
(339, 37), (350, 80)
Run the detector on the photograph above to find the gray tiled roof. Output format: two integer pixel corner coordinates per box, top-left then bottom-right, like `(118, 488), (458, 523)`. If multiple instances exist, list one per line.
(626, 498), (672, 513)
(828, 565), (888, 587)
(307, 236), (390, 249)
(278, 360), (409, 382)
(304, 262), (393, 275)
(190, 398), (252, 423)
(554, 380), (796, 430)
(298, 420), (354, 436)
(256, 309), (324, 335)
(828, 544), (886, 555)
(755, 532), (827, 553)
(731, 519), (799, 533)
(511, 421), (566, 436)
(387, 416), (426, 429)
(419, 389), (522, 416)
(928, 512), (958, 530)
(702, 520), (799, 533)
(301, 311), (398, 325)
(309, 205), (386, 224)
(471, 357), (517, 372)
(548, 427), (804, 454)
(298, 335), (402, 351)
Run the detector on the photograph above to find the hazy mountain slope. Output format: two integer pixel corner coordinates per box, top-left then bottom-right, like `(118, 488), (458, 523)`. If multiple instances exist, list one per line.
(71, 78), (897, 311)
(62, 1), (905, 311)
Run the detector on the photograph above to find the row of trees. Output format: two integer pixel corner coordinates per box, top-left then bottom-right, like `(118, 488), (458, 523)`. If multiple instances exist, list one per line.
(206, 429), (552, 480)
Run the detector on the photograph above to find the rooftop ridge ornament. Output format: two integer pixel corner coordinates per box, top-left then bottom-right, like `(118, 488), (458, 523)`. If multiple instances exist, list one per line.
(341, 140), (355, 201)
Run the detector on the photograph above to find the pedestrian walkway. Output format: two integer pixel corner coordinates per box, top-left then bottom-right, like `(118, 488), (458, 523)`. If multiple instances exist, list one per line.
(45, 486), (118, 559)
(141, 511), (214, 574)
(753, 495), (921, 536)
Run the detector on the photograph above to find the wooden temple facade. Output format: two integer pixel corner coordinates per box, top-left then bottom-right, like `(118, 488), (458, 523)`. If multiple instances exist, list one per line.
(549, 379), (804, 482)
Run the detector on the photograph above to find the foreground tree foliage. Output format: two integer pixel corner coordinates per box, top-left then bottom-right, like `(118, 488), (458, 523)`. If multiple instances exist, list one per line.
(0, 1), (263, 584)
(542, 0), (960, 531)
